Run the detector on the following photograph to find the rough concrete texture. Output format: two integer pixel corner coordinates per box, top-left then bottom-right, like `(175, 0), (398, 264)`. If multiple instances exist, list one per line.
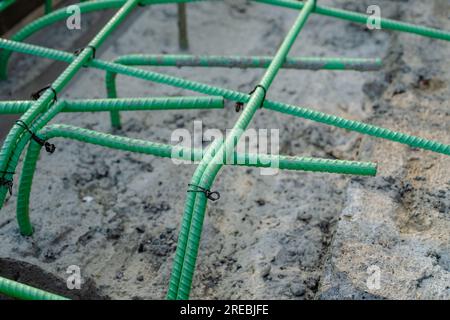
(0, 0), (448, 299)
(318, 0), (450, 300)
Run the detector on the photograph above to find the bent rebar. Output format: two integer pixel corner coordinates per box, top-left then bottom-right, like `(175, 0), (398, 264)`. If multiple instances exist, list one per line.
(16, 123), (377, 236)
(0, 0), (204, 80)
(255, 0), (450, 42)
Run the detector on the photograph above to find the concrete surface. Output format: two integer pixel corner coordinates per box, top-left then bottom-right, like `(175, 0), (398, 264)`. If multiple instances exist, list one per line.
(0, 0), (448, 299)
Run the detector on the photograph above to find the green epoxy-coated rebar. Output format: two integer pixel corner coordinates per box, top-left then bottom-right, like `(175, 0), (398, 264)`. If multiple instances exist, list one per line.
(104, 58), (450, 156)
(105, 54), (381, 128)
(0, 38), (448, 155)
(0, 96), (225, 114)
(16, 123), (376, 236)
(0, 38), (382, 74)
(0, 33), (381, 129)
(66, 96), (224, 112)
(0, 0), (14, 11)
(7, 102), (67, 237)
(107, 54), (382, 70)
(169, 0), (316, 300)
(0, 276), (69, 300)
(3, 38), (443, 156)
(0, 101), (34, 113)
(178, 3), (189, 50)
(255, 0), (450, 42)
(0, 95), (224, 196)
(2, 101), (66, 214)
(265, 101), (450, 154)
(44, 0), (52, 14)
(0, 0), (142, 209)
(1, 0), (448, 79)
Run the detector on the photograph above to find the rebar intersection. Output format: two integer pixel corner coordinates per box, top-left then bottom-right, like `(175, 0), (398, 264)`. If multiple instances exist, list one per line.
(0, 0), (449, 300)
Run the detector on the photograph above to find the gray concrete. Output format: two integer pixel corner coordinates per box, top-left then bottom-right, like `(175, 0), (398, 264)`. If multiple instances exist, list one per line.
(0, 0), (448, 299)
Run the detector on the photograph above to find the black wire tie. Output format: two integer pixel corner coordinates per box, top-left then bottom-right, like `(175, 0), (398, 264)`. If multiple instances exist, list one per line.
(187, 184), (220, 201)
(31, 84), (57, 102)
(16, 120), (56, 154)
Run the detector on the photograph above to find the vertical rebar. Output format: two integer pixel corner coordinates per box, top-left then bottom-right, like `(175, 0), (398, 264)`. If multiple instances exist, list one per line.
(178, 3), (189, 50)
(168, 0), (317, 300)
(44, 0), (53, 14)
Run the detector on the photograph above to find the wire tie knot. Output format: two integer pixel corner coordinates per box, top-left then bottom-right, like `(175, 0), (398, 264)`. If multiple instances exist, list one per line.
(31, 84), (57, 103)
(187, 184), (220, 201)
(74, 45), (96, 60)
(235, 84), (267, 112)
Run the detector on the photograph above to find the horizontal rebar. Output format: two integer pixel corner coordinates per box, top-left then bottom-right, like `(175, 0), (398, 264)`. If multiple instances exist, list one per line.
(170, 0), (317, 300)
(0, 276), (69, 300)
(0, 96), (225, 114)
(0, 0), (449, 302)
(44, 0), (52, 14)
(112, 54), (382, 71)
(0, 100), (33, 113)
(2, 0), (450, 78)
(1, 38), (447, 157)
(107, 53), (381, 128)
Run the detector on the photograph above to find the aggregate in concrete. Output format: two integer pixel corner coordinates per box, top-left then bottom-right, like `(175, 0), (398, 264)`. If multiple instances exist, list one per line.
(0, 0), (448, 299)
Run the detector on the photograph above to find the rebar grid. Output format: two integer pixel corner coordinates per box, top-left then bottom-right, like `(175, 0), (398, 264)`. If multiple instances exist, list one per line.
(0, 0), (449, 300)
(1, 38), (447, 155)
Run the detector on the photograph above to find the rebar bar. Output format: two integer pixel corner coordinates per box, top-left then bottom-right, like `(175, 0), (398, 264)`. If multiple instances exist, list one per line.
(177, 3), (189, 50)
(255, 0), (450, 41)
(105, 54), (382, 70)
(0, 96), (225, 114)
(0, 275), (69, 300)
(16, 123), (377, 236)
(0, 0), (203, 80)
(105, 54), (382, 128)
(0, 0), (14, 11)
